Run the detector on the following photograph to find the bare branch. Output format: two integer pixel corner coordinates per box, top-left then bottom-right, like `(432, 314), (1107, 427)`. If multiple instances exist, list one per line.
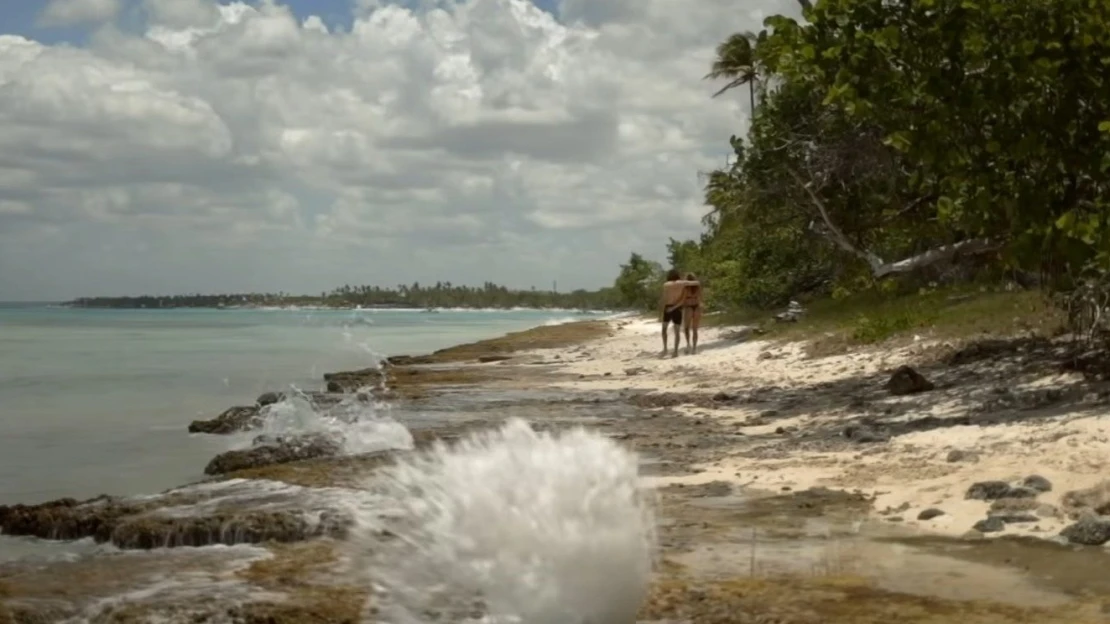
(786, 166), (885, 269)
(786, 166), (998, 277)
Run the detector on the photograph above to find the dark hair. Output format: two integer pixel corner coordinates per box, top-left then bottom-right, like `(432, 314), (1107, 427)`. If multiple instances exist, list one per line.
(666, 269), (681, 281)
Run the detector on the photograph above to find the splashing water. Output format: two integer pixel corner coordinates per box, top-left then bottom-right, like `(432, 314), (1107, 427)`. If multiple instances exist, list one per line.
(349, 418), (656, 624)
(257, 389), (414, 455)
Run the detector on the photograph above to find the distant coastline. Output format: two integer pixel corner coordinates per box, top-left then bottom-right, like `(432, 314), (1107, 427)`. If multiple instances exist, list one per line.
(62, 283), (621, 312)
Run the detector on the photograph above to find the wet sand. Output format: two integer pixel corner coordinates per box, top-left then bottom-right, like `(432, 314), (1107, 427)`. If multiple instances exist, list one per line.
(5, 318), (1110, 622)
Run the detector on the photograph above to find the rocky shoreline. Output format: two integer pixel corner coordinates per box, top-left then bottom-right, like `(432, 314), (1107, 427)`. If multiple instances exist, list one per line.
(5, 319), (1110, 622)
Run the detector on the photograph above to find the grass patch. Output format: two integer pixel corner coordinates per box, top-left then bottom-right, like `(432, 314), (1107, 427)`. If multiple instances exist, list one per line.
(708, 287), (1065, 357)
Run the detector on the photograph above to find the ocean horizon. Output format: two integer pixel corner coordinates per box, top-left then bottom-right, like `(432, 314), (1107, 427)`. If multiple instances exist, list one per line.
(0, 305), (607, 506)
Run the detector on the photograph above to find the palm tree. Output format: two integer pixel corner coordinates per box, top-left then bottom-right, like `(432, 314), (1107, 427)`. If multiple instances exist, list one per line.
(705, 32), (759, 113)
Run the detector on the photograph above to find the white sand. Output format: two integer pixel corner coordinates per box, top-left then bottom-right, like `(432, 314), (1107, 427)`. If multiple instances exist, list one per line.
(538, 318), (1110, 539)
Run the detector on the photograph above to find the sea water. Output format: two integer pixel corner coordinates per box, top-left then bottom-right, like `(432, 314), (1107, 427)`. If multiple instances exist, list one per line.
(1, 305), (657, 623)
(0, 304), (598, 505)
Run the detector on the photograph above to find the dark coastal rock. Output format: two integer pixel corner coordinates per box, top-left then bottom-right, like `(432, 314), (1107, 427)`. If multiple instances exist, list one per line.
(0, 488), (350, 549)
(885, 365), (935, 396)
(188, 405), (263, 434)
(204, 433), (343, 475)
(0, 495), (134, 542)
(946, 449), (979, 463)
(973, 517), (1005, 533)
(1022, 474), (1053, 493)
(323, 367), (385, 393)
(109, 509), (350, 548)
(256, 391), (285, 406)
(478, 355), (513, 363)
(1061, 517), (1110, 546)
(965, 481), (1037, 501)
(917, 508), (946, 521)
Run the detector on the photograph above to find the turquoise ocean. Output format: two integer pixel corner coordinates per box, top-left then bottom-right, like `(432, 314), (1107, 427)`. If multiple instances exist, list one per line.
(0, 304), (601, 506)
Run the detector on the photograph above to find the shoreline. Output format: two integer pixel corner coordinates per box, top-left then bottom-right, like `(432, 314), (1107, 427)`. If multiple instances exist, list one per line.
(5, 316), (1110, 621)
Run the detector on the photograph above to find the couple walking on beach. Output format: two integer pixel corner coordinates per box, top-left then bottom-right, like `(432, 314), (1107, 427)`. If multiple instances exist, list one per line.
(660, 269), (702, 358)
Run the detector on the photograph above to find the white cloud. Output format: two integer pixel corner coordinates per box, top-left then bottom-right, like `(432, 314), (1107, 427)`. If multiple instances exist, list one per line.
(0, 0), (800, 300)
(38, 0), (122, 27)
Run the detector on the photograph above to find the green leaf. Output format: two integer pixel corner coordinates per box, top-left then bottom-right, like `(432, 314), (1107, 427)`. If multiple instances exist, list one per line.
(936, 196), (955, 219)
(1055, 210), (1077, 231)
(882, 131), (912, 152)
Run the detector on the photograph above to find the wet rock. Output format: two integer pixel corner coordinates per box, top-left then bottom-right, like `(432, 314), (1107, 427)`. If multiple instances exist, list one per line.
(0, 488), (351, 549)
(1061, 517), (1110, 546)
(885, 365), (934, 396)
(109, 509), (350, 549)
(973, 517), (1005, 533)
(1022, 474), (1053, 493)
(0, 495), (134, 542)
(256, 391), (285, 406)
(204, 433), (343, 475)
(188, 405), (263, 434)
(965, 481), (1037, 501)
(917, 508), (945, 521)
(478, 355), (512, 363)
(323, 366), (385, 393)
(946, 449), (979, 463)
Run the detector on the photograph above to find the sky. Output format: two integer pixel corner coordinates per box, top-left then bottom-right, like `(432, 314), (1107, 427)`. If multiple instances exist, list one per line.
(0, 0), (801, 300)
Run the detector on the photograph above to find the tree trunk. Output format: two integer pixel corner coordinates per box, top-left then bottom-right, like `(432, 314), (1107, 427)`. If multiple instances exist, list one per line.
(786, 166), (999, 278)
(748, 81), (755, 117)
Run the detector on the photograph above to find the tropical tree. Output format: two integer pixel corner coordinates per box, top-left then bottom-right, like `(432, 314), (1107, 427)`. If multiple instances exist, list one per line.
(705, 32), (760, 113)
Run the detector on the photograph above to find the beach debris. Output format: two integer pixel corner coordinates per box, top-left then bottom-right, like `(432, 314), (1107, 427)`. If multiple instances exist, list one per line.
(885, 365), (935, 395)
(773, 300), (805, 323)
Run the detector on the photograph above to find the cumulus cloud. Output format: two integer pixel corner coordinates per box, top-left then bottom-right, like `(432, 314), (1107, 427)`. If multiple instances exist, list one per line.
(0, 0), (798, 300)
(38, 0), (122, 27)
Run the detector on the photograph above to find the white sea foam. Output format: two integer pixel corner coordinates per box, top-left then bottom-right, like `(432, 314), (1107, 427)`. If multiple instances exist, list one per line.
(346, 418), (657, 624)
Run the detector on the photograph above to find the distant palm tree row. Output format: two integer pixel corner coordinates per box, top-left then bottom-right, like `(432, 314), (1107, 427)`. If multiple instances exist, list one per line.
(67, 281), (621, 310)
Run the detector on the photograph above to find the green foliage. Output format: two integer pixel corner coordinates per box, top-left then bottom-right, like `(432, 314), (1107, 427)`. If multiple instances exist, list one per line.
(629, 0), (1110, 320)
(613, 252), (665, 310)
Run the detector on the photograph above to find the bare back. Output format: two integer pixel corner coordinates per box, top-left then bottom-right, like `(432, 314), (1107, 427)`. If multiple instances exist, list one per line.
(661, 280), (690, 309)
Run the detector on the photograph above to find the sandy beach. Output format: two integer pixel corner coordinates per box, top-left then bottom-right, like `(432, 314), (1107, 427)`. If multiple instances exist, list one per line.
(547, 318), (1110, 541)
(5, 315), (1110, 622)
